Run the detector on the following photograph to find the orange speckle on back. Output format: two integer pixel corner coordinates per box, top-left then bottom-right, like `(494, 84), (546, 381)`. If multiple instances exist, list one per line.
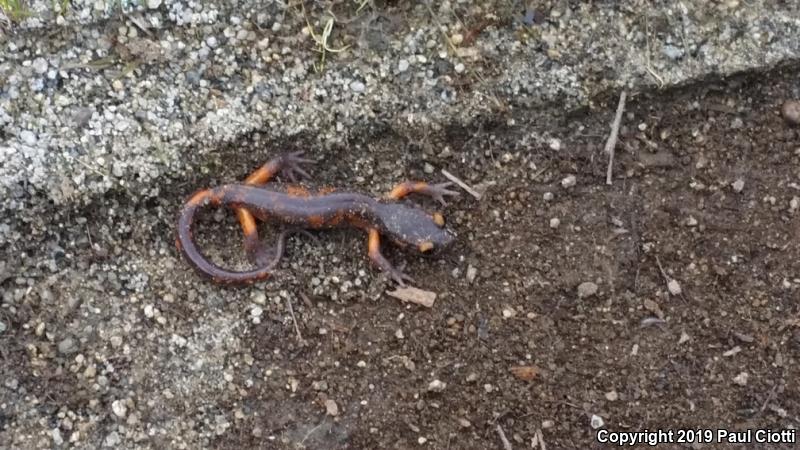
(187, 189), (210, 206)
(308, 215), (325, 228)
(327, 211), (345, 226)
(287, 185), (311, 197)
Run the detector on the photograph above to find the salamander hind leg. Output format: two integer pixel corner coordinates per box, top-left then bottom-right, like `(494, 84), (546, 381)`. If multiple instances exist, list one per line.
(367, 229), (415, 286)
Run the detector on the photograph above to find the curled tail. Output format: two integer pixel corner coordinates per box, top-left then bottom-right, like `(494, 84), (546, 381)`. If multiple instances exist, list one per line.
(175, 187), (275, 285)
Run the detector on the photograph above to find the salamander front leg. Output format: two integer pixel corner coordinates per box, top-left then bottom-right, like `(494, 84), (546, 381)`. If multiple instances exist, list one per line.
(368, 229), (414, 286)
(387, 181), (460, 206)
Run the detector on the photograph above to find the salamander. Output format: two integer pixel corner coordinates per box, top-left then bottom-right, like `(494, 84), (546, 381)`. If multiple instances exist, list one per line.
(176, 152), (458, 286)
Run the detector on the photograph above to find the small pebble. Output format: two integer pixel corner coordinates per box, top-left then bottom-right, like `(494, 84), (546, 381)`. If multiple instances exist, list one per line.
(112, 399), (128, 418)
(454, 63), (465, 74)
(423, 163), (434, 174)
(146, 0), (161, 8)
(418, 437), (427, 444)
(548, 138), (561, 151)
(789, 197), (799, 213)
(590, 414), (605, 429)
(252, 291), (266, 304)
(450, 33), (463, 45)
(458, 418), (471, 428)
(577, 282), (598, 299)
(732, 179), (745, 193)
(20, 130), (37, 145)
(605, 391), (619, 401)
(549, 217), (560, 228)
(733, 372), (749, 386)
(104, 431), (120, 447)
(685, 216), (698, 227)
(543, 192), (554, 202)
(466, 265), (477, 284)
(502, 307), (516, 318)
(52, 429), (63, 445)
(350, 81), (366, 93)
(325, 399), (339, 416)
(398, 59), (409, 72)
(781, 100), (800, 125)
(0, 321), (6, 333)
(561, 174), (576, 188)
(428, 379), (447, 392)
(723, 346), (741, 357)
(58, 337), (77, 355)
(32, 57), (49, 74)
(667, 279), (682, 296)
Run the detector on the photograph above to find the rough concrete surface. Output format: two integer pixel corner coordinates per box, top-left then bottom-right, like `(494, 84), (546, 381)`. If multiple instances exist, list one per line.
(1, 0), (800, 449)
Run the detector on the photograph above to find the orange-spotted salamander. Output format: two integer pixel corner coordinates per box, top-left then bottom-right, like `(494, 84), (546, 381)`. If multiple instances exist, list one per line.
(176, 152), (458, 286)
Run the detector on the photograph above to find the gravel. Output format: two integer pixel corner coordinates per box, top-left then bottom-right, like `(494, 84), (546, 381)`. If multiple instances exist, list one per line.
(782, 100), (800, 125)
(577, 281), (598, 299)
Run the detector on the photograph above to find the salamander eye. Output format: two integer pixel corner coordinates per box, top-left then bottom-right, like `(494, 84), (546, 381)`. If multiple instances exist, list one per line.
(432, 213), (445, 227)
(419, 241), (434, 253)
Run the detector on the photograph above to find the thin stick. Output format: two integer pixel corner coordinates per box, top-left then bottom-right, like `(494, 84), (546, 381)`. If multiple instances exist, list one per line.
(537, 428), (547, 450)
(654, 255), (667, 281)
(286, 296), (304, 342)
(604, 90), (627, 185)
(496, 424), (513, 450)
(441, 169), (482, 200)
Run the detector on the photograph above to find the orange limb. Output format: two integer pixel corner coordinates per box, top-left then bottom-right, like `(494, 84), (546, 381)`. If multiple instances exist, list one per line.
(387, 181), (430, 200)
(386, 181), (459, 206)
(367, 229), (414, 286)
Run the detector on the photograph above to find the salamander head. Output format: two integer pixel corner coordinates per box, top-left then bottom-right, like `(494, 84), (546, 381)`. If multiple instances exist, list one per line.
(376, 203), (456, 253)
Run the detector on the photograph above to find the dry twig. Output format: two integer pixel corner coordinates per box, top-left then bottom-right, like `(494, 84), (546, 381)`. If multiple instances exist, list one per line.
(286, 296), (304, 342)
(387, 286), (437, 308)
(441, 169), (482, 200)
(496, 424), (513, 450)
(605, 91), (627, 185)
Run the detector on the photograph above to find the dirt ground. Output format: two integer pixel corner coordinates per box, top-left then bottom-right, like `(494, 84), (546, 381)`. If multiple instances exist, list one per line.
(2, 65), (799, 449)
